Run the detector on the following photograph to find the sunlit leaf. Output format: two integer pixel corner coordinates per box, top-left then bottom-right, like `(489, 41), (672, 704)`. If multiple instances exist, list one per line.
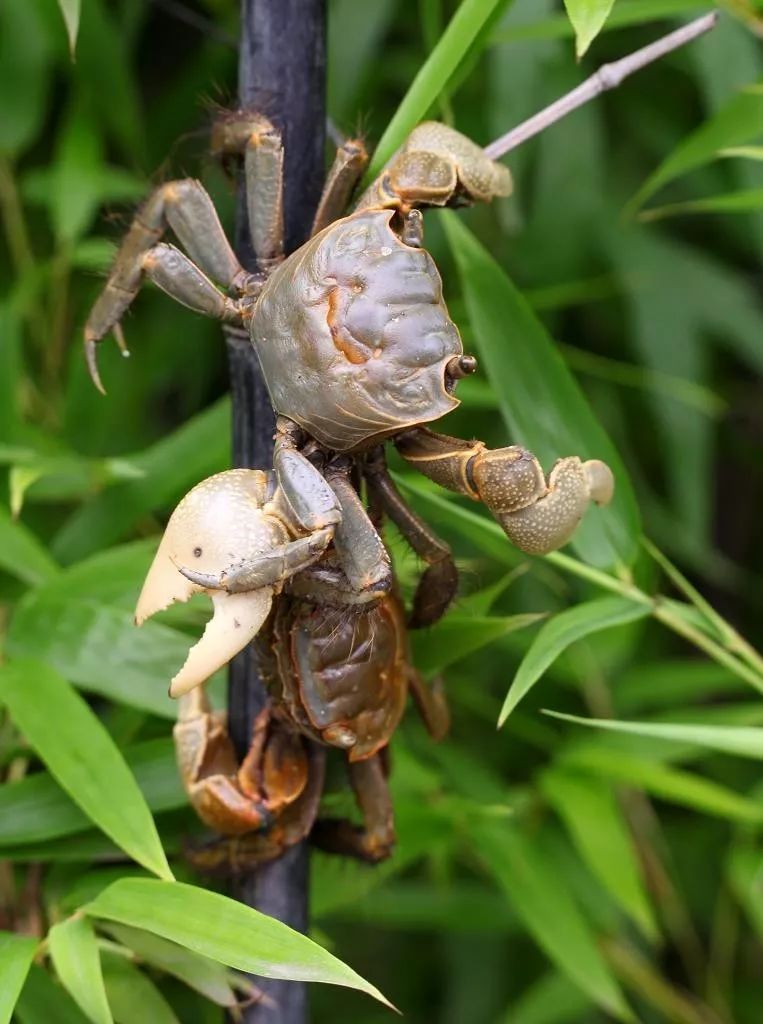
(56, 0), (81, 58)
(541, 769), (658, 940)
(476, 823), (632, 1019)
(0, 659), (173, 879)
(499, 598), (649, 725)
(49, 917), (112, 1024)
(442, 212), (640, 568)
(563, 0), (615, 57)
(85, 878), (393, 1006)
(546, 710), (763, 760)
(0, 932), (38, 1024)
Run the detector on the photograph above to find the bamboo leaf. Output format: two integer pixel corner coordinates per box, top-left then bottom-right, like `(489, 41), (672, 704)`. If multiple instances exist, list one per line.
(366, 0), (507, 180)
(0, 660), (173, 879)
(541, 769), (659, 940)
(627, 82), (763, 213)
(100, 953), (178, 1024)
(564, 747), (763, 823)
(56, 0), (81, 58)
(85, 878), (393, 1008)
(639, 186), (763, 221)
(546, 711), (763, 760)
(49, 917), (112, 1024)
(442, 212), (640, 568)
(475, 823), (633, 1020)
(499, 598), (650, 725)
(563, 0), (615, 57)
(13, 964), (90, 1024)
(0, 932), (38, 1024)
(0, 505), (59, 585)
(101, 924), (237, 1008)
(411, 612), (543, 676)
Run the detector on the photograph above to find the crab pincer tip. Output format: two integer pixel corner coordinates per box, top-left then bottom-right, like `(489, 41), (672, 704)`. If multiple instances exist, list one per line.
(84, 336), (107, 396)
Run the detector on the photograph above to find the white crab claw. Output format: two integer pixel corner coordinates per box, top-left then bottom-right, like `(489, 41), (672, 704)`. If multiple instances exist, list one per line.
(135, 469), (285, 697)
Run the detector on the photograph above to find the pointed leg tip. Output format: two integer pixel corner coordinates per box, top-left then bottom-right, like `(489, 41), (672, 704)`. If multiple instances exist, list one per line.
(84, 336), (107, 395)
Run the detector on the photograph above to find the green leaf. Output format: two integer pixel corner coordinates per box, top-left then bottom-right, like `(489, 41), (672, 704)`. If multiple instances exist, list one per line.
(563, 0), (615, 57)
(442, 212), (640, 568)
(85, 878), (393, 1007)
(727, 841), (763, 939)
(0, 660), (173, 879)
(411, 612), (543, 676)
(499, 598), (649, 725)
(100, 953), (178, 1024)
(366, 0), (507, 180)
(475, 823), (632, 1020)
(546, 711), (763, 760)
(101, 924), (237, 1008)
(0, 505), (59, 585)
(14, 965), (91, 1024)
(627, 81), (763, 213)
(0, 932), (38, 1024)
(541, 769), (658, 940)
(49, 917), (112, 1024)
(56, 0), (81, 57)
(7, 594), (189, 718)
(639, 186), (763, 221)
(0, 739), (182, 846)
(509, 971), (592, 1024)
(563, 747), (763, 823)
(0, 3), (53, 158)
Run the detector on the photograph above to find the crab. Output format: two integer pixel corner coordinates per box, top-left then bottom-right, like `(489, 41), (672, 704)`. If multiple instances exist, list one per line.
(136, 460), (448, 866)
(85, 117), (613, 630)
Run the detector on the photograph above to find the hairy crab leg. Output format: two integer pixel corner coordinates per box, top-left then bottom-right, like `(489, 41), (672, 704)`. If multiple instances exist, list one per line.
(310, 137), (369, 237)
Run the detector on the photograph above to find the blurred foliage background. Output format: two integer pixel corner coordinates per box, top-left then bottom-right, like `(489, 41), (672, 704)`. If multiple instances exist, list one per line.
(2, 0), (763, 1021)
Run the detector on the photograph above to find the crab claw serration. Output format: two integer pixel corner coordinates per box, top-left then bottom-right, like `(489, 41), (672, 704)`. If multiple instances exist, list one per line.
(136, 470), (281, 698)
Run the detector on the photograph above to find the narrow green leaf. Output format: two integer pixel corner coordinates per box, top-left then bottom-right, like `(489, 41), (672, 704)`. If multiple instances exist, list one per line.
(14, 964), (90, 1024)
(564, 747), (763, 823)
(366, 0), (506, 180)
(100, 953), (178, 1024)
(56, 0), (81, 57)
(475, 823), (632, 1020)
(563, 0), (615, 57)
(627, 82), (763, 213)
(499, 598), (649, 725)
(509, 970), (592, 1024)
(102, 924), (237, 1008)
(442, 212), (640, 568)
(727, 842), (763, 938)
(640, 186), (763, 221)
(411, 612), (543, 676)
(541, 769), (658, 940)
(0, 506), (59, 584)
(85, 878), (393, 1008)
(546, 711), (763, 760)
(0, 739), (182, 846)
(7, 594), (188, 718)
(0, 932), (38, 1024)
(0, 660), (173, 879)
(49, 917), (112, 1024)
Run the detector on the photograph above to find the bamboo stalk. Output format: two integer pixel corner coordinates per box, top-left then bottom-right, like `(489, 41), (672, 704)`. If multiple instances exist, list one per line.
(225, 2), (326, 1021)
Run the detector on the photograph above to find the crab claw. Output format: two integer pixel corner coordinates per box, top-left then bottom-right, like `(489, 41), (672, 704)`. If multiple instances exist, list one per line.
(136, 469), (286, 697)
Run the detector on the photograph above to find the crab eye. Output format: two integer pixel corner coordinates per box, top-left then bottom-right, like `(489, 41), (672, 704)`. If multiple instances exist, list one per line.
(444, 354), (477, 392)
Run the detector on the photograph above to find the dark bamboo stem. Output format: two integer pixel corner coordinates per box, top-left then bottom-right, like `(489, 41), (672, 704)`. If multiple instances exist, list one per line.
(225, 2), (326, 1022)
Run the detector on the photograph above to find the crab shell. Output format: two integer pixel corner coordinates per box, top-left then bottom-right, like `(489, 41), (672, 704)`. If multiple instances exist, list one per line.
(272, 592), (410, 761)
(250, 208), (461, 452)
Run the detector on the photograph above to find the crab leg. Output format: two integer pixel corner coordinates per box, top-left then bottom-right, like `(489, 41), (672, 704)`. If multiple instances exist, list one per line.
(311, 753), (395, 864)
(84, 178), (250, 392)
(310, 137), (368, 237)
(395, 426), (614, 556)
(364, 447), (457, 628)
